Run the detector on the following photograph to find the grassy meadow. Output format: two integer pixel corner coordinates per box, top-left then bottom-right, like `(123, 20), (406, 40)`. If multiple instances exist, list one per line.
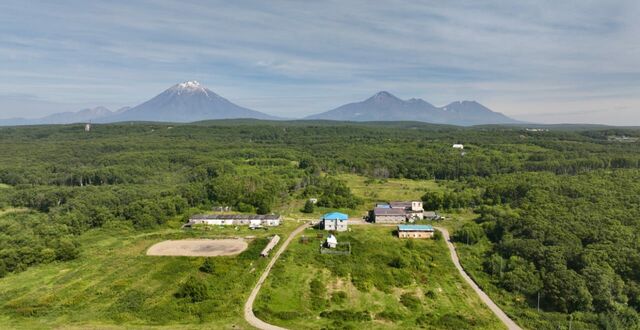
(254, 225), (505, 329)
(0, 216), (299, 329)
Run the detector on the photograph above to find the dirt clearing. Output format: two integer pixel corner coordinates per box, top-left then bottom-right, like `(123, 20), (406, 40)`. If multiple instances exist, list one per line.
(147, 238), (248, 256)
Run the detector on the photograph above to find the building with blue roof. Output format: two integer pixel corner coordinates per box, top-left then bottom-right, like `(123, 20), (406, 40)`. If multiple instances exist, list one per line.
(397, 224), (435, 239)
(322, 212), (349, 231)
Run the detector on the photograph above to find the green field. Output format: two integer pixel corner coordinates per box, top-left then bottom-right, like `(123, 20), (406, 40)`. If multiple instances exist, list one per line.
(0, 217), (298, 329)
(254, 225), (504, 329)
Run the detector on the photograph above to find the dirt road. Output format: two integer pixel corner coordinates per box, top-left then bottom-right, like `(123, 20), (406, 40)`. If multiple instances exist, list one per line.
(435, 226), (522, 330)
(244, 223), (310, 330)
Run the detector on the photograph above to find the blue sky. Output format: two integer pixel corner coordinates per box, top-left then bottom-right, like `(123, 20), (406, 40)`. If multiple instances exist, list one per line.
(1, 1), (639, 124)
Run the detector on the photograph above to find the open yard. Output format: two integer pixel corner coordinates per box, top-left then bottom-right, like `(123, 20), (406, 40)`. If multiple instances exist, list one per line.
(147, 238), (248, 257)
(254, 225), (505, 329)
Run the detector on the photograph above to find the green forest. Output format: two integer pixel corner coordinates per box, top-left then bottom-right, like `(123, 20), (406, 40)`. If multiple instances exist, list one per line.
(1, 120), (640, 329)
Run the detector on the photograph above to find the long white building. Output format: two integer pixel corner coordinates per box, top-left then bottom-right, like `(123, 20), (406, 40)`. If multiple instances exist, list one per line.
(186, 214), (282, 227)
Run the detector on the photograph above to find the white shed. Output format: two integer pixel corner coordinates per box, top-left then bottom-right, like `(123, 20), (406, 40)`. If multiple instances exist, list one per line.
(452, 144), (464, 149)
(326, 234), (338, 249)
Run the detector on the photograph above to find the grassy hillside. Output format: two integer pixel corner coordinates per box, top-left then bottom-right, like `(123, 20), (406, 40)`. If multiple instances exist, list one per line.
(254, 226), (504, 329)
(0, 217), (298, 329)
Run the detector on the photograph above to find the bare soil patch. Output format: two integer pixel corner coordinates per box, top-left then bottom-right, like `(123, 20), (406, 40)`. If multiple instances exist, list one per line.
(147, 238), (248, 257)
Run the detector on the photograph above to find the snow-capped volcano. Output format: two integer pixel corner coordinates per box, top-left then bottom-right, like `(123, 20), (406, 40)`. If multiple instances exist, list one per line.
(105, 81), (277, 122)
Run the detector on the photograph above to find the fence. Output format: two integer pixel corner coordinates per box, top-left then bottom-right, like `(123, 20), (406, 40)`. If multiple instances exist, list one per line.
(319, 242), (351, 255)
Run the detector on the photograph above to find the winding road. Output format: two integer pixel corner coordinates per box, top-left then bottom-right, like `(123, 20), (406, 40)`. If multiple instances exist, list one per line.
(243, 222), (521, 330)
(435, 226), (522, 330)
(244, 222), (310, 330)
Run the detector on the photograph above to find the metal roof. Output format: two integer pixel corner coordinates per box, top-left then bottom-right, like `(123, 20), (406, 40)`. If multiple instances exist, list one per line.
(389, 201), (413, 209)
(397, 225), (434, 232)
(323, 212), (349, 221)
(374, 207), (406, 216)
(190, 214), (281, 220)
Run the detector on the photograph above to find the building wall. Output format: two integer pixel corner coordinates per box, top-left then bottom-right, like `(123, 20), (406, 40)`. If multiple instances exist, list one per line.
(323, 219), (336, 230)
(398, 231), (434, 239)
(374, 214), (406, 223)
(323, 219), (348, 231)
(190, 217), (281, 226)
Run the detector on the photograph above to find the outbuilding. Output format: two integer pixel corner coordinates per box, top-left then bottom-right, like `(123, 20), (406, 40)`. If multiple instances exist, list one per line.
(325, 234), (338, 248)
(397, 225), (435, 239)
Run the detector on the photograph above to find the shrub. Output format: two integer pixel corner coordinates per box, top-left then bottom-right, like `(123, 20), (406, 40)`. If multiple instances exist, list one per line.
(388, 256), (409, 269)
(376, 309), (404, 321)
(400, 293), (421, 310)
(425, 289), (437, 299)
(175, 276), (209, 302)
(331, 291), (347, 304)
(319, 309), (372, 322)
(199, 258), (215, 274)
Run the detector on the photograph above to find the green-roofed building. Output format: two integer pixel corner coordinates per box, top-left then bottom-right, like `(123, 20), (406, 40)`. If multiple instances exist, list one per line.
(397, 224), (435, 239)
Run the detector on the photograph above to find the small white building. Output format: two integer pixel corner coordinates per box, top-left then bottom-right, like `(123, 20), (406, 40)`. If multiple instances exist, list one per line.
(85, 123), (92, 132)
(452, 144), (464, 149)
(325, 234), (338, 249)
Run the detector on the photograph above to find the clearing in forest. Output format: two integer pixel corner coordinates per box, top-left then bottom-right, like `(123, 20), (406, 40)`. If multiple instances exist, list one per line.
(147, 238), (248, 256)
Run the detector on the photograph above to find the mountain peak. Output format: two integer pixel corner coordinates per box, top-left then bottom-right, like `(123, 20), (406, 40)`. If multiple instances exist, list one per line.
(373, 91), (395, 98)
(175, 81), (202, 90)
(107, 81), (277, 122)
(368, 91), (402, 103)
(167, 80), (218, 98)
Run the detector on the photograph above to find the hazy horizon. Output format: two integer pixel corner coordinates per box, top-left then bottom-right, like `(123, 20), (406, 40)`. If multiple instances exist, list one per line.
(1, 1), (639, 125)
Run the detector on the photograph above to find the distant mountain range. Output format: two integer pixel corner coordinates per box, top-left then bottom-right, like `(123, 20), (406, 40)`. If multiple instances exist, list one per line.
(0, 106), (130, 126)
(0, 82), (520, 126)
(305, 91), (519, 125)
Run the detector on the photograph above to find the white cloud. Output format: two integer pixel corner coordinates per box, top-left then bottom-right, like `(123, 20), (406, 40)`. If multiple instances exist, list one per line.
(0, 0), (638, 124)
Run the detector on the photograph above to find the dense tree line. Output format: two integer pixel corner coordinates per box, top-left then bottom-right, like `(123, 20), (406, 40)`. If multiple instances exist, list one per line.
(450, 170), (640, 325)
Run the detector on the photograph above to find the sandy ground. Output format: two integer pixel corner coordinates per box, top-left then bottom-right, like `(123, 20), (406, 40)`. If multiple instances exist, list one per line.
(147, 238), (248, 257)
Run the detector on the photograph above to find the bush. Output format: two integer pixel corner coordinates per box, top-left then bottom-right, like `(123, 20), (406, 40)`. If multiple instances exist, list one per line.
(388, 256), (409, 269)
(376, 309), (404, 321)
(319, 309), (372, 322)
(199, 258), (215, 274)
(175, 276), (209, 302)
(331, 291), (347, 304)
(433, 230), (443, 241)
(400, 293), (421, 310)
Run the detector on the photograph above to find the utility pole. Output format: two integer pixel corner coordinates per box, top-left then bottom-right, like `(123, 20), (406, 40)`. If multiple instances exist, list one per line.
(537, 291), (540, 313)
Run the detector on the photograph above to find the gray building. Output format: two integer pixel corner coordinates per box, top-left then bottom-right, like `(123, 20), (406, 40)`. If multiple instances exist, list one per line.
(371, 207), (407, 224)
